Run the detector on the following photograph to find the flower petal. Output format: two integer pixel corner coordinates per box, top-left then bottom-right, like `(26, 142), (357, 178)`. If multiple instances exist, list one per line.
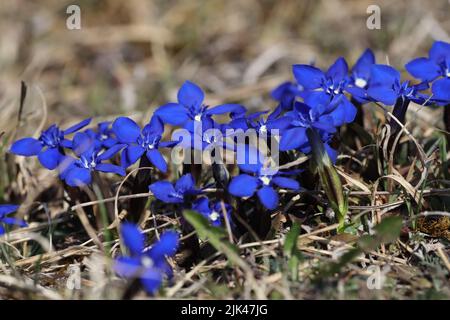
(112, 117), (141, 143)
(257, 186), (279, 210)
(155, 103), (189, 126)
(205, 104), (247, 116)
(429, 41), (450, 64)
(10, 138), (42, 156)
(121, 145), (145, 168)
(38, 147), (61, 170)
(63, 118), (91, 135)
(0, 204), (19, 217)
(326, 57), (348, 82)
(177, 80), (204, 109)
(95, 163), (126, 176)
(405, 58), (441, 81)
(228, 174), (259, 197)
(149, 181), (180, 203)
(121, 223), (145, 255)
(140, 268), (163, 295)
(146, 149), (167, 173)
(65, 167), (92, 187)
(114, 256), (141, 278)
(352, 48), (375, 78)
(97, 144), (125, 161)
(149, 230), (179, 261)
(432, 78), (450, 103)
(279, 127), (307, 151)
(369, 64), (400, 87)
(175, 174), (195, 193)
(292, 64), (325, 90)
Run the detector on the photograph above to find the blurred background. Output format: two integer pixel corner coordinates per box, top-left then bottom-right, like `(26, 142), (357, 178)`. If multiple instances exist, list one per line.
(0, 0), (449, 135)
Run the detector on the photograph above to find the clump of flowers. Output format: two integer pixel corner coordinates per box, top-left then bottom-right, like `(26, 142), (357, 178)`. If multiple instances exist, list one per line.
(8, 40), (450, 295)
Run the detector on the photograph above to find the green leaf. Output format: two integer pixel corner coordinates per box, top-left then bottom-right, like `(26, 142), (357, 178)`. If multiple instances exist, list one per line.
(183, 210), (247, 270)
(373, 216), (403, 243)
(307, 128), (348, 233)
(284, 223), (301, 257)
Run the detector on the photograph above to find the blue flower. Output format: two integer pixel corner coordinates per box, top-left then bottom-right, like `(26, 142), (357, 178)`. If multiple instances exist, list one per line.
(405, 40), (450, 104)
(84, 121), (118, 150)
(228, 149), (300, 210)
(59, 132), (125, 187)
(149, 173), (201, 204)
(292, 57), (357, 124)
(0, 204), (27, 235)
(155, 81), (246, 131)
(229, 109), (292, 136)
(112, 116), (178, 173)
(192, 197), (232, 227)
(271, 81), (304, 110)
(10, 118), (91, 170)
(346, 48), (376, 103)
(367, 64), (430, 106)
(114, 223), (179, 294)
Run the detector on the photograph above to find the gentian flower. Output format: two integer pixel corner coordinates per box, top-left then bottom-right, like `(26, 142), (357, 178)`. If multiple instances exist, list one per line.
(228, 149), (300, 210)
(112, 116), (178, 173)
(279, 101), (338, 162)
(192, 197), (232, 227)
(367, 64), (430, 106)
(84, 121), (118, 150)
(155, 81), (246, 131)
(10, 118), (91, 170)
(59, 132), (125, 187)
(271, 81), (304, 110)
(292, 57), (357, 124)
(346, 48), (376, 103)
(114, 223), (179, 294)
(229, 109), (292, 136)
(405, 40), (450, 104)
(0, 204), (27, 235)
(149, 173), (201, 204)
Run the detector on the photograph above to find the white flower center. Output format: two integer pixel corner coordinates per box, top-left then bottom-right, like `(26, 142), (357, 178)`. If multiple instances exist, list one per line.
(209, 211), (220, 221)
(194, 114), (202, 121)
(141, 256), (154, 268)
(259, 125), (267, 134)
(100, 134), (108, 140)
(446, 70), (450, 78)
(260, 176), (271, 185)
(355, 78), (367, 88)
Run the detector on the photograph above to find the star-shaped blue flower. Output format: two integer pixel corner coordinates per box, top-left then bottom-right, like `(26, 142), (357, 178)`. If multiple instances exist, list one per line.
(346, 48), (376, 103)
(192, 197), (232, 227)
(292, 57), (357, 125)
(59, 132), (125, 187)
(112, 116), (178, 173)
(84, 121), (118, 150)
(367, 64), (430, 106)
(149, 173), (201, 204)
(114, 223), (179, 294)
(155, 81), (246, 131)
(10, 118), (91, 170)
(405, 40), (450, 105)
(228, 148), (300, 210)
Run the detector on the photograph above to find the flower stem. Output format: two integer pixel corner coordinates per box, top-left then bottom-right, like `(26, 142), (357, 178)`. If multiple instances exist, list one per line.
(390, 97), (410, 134)
(307, 128), (347, 233)
(128, 155), (153, 223)
(444, 104), (450, 145)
